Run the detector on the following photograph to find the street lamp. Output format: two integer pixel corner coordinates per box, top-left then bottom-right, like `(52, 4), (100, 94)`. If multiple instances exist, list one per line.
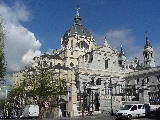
(81, 77), (98, 117)
(108, 77), (113, 116)
(82, 82), (87, 117)
(82, 81), (91, 117)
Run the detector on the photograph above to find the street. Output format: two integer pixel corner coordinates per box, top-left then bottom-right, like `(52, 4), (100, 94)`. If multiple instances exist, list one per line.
(43, 116), (156, 120)
(39, 113), (157, 120)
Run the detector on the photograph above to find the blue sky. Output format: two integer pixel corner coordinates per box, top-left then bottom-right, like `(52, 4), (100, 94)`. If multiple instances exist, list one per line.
(0, 0), (160, 75)
(23, 0), (159, 47)
(20, 0), (160, 49)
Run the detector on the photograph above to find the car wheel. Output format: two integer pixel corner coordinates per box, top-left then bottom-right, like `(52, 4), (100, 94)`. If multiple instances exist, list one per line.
(127, 115), (132, 120)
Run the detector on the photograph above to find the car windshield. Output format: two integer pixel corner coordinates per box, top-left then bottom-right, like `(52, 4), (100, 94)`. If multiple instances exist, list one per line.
(121, 105), (133, 110)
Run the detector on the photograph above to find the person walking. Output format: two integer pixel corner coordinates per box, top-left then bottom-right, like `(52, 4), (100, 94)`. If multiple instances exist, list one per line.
(89, 106), (93, 116)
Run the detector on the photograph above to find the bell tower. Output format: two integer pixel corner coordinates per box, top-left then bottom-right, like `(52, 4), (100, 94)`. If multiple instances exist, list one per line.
(118, 43), (126, 67)
(143, 32), (155, 67)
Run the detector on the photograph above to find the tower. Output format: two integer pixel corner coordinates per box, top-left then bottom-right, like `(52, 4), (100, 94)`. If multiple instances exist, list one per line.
(60, 6), (95, 67)
(118, 44), (126, 67)
(143, 32), (155, 67)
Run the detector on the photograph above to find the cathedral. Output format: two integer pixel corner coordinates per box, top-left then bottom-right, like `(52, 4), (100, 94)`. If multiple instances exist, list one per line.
(13, 7), (160, 117)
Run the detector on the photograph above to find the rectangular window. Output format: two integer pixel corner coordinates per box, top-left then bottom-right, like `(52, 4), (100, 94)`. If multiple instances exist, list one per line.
(138, 105), (144, 109)
(105, 60), (108, 69)
(71, 40), (73, 48)
(50, 62), (52, 68)
(131, 105), (137, 110)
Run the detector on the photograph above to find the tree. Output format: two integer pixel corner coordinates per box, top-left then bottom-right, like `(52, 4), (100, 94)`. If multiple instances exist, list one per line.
(22, 53), (67, 111)
(0, 99), (5, 112)
(0, 16), (7, 83)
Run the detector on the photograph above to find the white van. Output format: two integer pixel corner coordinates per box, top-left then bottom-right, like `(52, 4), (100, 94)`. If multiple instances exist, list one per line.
(21, 105), (39, 119)
(116, 103), (147, 119)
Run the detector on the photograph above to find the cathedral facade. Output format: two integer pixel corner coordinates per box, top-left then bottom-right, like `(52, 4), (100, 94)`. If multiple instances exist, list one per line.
(12, 7), (160, 117)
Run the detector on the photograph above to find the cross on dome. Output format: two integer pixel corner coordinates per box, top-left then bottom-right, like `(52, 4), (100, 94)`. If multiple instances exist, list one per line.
(75, 5), (80, 16)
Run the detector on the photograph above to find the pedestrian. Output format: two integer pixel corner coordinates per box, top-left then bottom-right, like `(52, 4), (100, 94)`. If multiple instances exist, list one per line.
(90, 106), (93, 116)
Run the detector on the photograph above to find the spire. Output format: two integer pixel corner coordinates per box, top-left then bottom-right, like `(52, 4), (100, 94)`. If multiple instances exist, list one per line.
(144, 31), (151, 48)
(74, 5), (82, 25)
(120, 42), (125, 56)
(145, 31), (148, 41)
(104, 36), (108, 45)
(76, 5), (80, 16)
(118, 42), (126, 66)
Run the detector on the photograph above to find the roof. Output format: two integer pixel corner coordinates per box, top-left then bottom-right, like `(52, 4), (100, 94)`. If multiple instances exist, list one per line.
(63, 7), (92, 40)
(63, 24), (92, 39)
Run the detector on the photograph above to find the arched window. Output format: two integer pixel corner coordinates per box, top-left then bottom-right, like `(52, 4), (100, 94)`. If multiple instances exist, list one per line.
(78, 41), (89, 49)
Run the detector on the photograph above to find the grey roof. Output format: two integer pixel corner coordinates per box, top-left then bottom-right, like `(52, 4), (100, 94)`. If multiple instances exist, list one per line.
(63, 25), (92, 39)
(63, 10), (92, 39)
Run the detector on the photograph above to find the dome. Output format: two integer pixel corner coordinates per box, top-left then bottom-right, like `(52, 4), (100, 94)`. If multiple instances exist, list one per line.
(63, 24), (92, 39)
(63, 7), (92, 40)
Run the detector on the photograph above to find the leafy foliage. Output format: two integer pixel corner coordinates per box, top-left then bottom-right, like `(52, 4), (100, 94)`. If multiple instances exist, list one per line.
(21, 54), (67, 107)
(0, 17), (7, 83)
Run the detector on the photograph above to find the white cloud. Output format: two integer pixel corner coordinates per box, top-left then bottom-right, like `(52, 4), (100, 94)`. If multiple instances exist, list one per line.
(105, 29), (135, 48)
(0, 2), (42, 73)
(21, 49), (41, 65)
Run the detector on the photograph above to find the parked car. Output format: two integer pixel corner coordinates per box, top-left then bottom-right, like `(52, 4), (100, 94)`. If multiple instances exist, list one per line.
(21, 105), (39, 119)
(154, 106), (160, 117)
(10, 114), (17, 119)
(6, 115), (12, 119)
(0, 113), (3, 119)
(2, 114), (7, 119)
(116, 103), (149, 120)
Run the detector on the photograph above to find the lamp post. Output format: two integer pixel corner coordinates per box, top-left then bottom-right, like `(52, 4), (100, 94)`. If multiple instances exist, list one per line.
(81, 77), (97, 117)
(108, 77), (113, 116)
(82, 81), (91, 117)
(82, 83), (86, 117)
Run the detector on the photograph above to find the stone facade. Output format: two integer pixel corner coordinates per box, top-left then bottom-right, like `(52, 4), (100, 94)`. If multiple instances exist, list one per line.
(12, 7), (160, 117)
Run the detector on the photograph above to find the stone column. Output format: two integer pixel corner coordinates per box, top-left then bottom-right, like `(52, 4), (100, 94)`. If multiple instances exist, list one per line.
(70, 68), (78, 117)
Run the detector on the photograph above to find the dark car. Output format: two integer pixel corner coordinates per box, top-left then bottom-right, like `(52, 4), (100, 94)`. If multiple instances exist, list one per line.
(155, 107), (160, 118)
(148, 106), (160, 118)
(11, 114), (17, 119)
(0, 113), (3, 119)
(2, 114), (7, 119)
(6, 115), (12, 119)
(5, 114), (17, 119)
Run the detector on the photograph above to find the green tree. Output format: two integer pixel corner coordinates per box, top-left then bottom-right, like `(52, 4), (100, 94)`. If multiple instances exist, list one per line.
(0, 16), (7, 83)
(0, 99), (5, 112)
(22, 53), (67, 108)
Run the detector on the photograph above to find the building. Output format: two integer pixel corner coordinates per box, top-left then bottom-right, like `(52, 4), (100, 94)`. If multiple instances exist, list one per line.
(12, 7), (160, 117)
